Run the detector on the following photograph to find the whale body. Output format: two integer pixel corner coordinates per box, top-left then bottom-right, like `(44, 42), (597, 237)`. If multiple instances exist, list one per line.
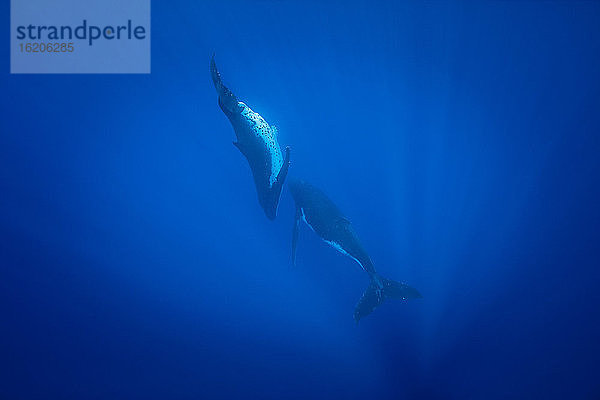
(289, 178), (421, 322)
(210, 55), (290, 220)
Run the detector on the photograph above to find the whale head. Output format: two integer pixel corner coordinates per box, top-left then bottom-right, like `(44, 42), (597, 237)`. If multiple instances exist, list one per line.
(288, 178), (308, 202)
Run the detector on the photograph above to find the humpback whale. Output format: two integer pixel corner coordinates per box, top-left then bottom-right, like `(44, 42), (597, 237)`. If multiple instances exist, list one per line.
(289, 179), (422, 322)
(210, 55), (290, 220)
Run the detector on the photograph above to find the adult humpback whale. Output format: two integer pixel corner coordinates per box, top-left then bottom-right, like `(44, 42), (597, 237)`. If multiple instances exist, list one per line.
(289, 179), (421, 322)
(210, 55), (290, 220)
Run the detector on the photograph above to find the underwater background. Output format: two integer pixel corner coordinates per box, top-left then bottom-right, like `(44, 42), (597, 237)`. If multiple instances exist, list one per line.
(1, 1), (600, 399)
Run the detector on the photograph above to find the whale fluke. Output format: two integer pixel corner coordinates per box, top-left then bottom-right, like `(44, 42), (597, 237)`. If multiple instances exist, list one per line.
(354, 275), (422, 323)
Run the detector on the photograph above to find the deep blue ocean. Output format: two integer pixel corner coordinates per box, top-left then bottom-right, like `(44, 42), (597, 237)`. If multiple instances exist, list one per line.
(2, 1), (600, 399)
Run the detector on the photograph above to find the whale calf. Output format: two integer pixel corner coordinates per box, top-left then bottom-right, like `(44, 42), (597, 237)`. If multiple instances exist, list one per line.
(210, 55), (290, 220)
(289, 179), (421, 322)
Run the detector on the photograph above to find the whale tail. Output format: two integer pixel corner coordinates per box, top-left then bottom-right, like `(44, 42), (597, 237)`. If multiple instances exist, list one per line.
(354, 274), (421, 323)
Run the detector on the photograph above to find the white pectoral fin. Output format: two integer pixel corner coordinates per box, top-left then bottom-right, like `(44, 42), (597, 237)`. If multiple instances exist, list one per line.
(271, 146), (290, 189)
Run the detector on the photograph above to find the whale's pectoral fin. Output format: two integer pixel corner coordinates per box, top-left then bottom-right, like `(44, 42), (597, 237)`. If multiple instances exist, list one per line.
(271, 146), (291, 193)
(263, 146), (291, 220)
(291, 206), (302, 267)
(277, 146), (291, 185)
(354, 275), (422, 323)
(211, 55), (239, 115)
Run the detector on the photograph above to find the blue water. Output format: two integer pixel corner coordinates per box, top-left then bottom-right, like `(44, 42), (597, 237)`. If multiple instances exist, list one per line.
(2, 1), (600, 399)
